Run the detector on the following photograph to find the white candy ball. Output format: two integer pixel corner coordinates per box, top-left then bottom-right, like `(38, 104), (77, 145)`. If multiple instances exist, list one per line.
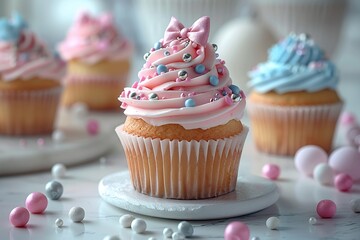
(119, 214), (135, 228)
(313, 163), (334, 185)
(103, 235), (120, 240)
(148, 238), (157, 240)
(55, 218), (63, 227)
(251, 237), (261, 240)
(52, 163), (67, 179)
(350, 199), (360, 213)
(177, 221), (194, 237)
(69, 207), (85, 222)
(163, 227), (173, 238)
(308, 217), (317, 225)
(71, 102), (88, 117)
(172, 232), (185, 240)
(294, 145), (328, 176)
(266, 216), (280, 230)
(131, 218), (147, 233)
(52, 130), (65, 143)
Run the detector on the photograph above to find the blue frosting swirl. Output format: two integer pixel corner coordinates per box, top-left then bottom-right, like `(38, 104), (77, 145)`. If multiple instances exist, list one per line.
(248, 34), (338, 94)
(0, 14), (28, 42)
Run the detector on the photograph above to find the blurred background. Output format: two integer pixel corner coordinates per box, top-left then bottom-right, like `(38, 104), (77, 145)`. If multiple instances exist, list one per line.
(0, 0), (359, 87)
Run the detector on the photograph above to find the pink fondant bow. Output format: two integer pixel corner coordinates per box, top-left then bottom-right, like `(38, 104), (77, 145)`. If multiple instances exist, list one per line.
(163, 16), (210, 46)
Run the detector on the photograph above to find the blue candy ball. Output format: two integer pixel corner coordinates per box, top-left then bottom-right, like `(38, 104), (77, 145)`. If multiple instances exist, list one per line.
(154, 41), (162, 50)
(209, 75), (219, 86)
(195, 64), (205, 74)
(185, 98), (196, 107)
(229, 84), (240, 94)
(157, 64), (168, 75)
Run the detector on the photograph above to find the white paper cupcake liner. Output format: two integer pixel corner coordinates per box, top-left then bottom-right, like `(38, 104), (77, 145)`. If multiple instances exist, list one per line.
(116, 124), (248, 199)
(0, 87), (62, 135)
(247, 101), (343, 155)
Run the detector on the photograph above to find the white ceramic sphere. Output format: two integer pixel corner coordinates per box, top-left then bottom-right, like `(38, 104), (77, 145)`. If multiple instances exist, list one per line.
(308, 217), (317, 225)
(172, 232), (185, 240)
(266, 216), (280, 230)
(131, 218), (147, 233)
(51, 163), (67, 179)
(350, 199), (360, 213)
(71, 102), (88, 118)
(68, 207), (85, 222)
(177, 221), (194, 237)
(119, 214), (135, 228)
(294, 145), (328, 176)
(52, 130), (65, 143)
(163, 227), (173, 238)
(313, 163), (334, 185)
(55, 218), (63, 227)
(103, 235), (120, 240)
(329, 146), (360, 180)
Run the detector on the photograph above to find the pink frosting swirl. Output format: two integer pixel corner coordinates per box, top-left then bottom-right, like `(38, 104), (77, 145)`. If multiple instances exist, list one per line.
(58, 12), (132, 64)
(119, 16), (246, 130)
(0, 31), (65, 81)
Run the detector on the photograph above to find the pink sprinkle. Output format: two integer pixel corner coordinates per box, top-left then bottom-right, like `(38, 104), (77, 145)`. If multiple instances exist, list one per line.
(150, 48), (155, 52)
(87, 119), (99, 136)
(176, 78), (181, 82)
(334, 173), (353, 192)
(26, 192), (48, 214)
(153, 72), (158, 77)
(132, 81), (139, 88)
(196, 50), (201, 55)
(137, 86), (143, 90)
(262, 164), (281, 180)
(221, 60), (226, 64)
(339, 112), (357, 126)
(140, 93), (145, 98)
(37, 138), (45, 147)
(188, 92), (195, 97)
(224, 96), (233, 105)
(120, 91), (125, 97)
(172, 46), (178, 51)
(9, 207), (30, 227)
(316, 200), (336, 218)
(121, 102), (128, 108)
(192, 43), (198, 48)
(180, 93), (186, 98)
(141, 97), (147, 100)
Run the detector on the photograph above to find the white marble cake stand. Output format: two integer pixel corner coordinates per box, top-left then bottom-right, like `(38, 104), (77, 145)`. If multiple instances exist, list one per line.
(0, 108), (123, 176)
(98, 171), (279, 220)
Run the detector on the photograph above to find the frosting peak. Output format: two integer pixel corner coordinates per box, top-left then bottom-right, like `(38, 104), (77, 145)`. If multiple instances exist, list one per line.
(248, 33), (338, 94)
(119, 16), (246, 130)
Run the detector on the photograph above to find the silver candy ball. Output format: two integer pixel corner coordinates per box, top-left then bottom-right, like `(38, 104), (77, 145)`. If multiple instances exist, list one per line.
(182, 53), (192, 62)
(45, 180), (64, 200)
(149, 93), (159, 100)
(178, 221), (194, 237)
(231, 94), (241, 102)
(129, 92), (137, 99)
(178, 70), (188, 80)
(143, 52), (150, 61)
(164, 51), (170, 56)
(212, 43), (218, 51)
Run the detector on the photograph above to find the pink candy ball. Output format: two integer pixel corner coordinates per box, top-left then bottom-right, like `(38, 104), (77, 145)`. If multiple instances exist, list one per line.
(25, 192), (48, 214)
(262, 164), (280, 180)
(334, 173), (353, 192)
(339, 111), (356, 126)
(9, 207), (30, 227)
(294, 145), (328, 176)
(224, 221), (250, 240)
(87, 119), (99, 135)
(316, 200), (336, 218)
(328, 146), (360, 181)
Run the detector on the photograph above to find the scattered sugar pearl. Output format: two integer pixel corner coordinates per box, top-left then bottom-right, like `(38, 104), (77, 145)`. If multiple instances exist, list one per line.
(266, 217), (280, 230)
(103, 235), (120, 240)
(87, 119), (100, 135)
(334, 173), (353, 192)
(9, 207), (30, 227)
(317, 200), (336, 218)
(172, 232), (185, 240)
(131, 218), (147, 233)
(178, 221), (193, 237)
(163, 227), (173, 238)
(26, 192), (48, 214)
(185, 98), (195, 107)
(350, 199), (360, 213)
(308, 217), (317, 225)
(119, 214), (135, 228)
(313, 163), (334, 185)
(339, 111), (356, 126)
(294, 145), (328, 176)
(71, 102), (88, 117)
(69, 207), (85, 222)
(45, 180), (63, 200)
(328, 146), (360, 181)
(52, 130), (65, 143)
(262, 164), (280, 180)
(52, 163), (67, 179)
(55, 218), (63, 227)
(148, 238), (157, 240)
(224, 221), (250, 240)
(251, 237), (260, 240)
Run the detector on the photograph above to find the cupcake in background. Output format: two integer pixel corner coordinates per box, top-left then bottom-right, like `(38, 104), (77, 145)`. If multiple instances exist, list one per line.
(252, 0), (347, 56)
(0, 14), (64, 135)
(116, 16), (248, 200)
(247, 33), (343, 156)
(58, 12), (132, 110)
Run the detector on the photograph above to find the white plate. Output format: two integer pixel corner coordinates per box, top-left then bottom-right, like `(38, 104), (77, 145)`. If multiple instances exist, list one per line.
(98, 171), (279, 220)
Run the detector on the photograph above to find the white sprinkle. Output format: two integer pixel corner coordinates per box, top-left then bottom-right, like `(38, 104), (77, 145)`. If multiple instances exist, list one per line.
(266, 216), (280, 230)
(55, 218), (63, 227)
(163, 227), (173, 238)
(52, 163), (67, 179)
(177, 221), (194, 237)
(172, 232), (185, 240)
(350, 199), (360, 213)
(71, 102), (88, 118)
(69, 207), (85, 222)
(52, 130), (65, 143)
(309, 217), (317, 225)
(131, 218), (147, 233)
(119, 214), (135, 228)
(102, 235), (120, 240)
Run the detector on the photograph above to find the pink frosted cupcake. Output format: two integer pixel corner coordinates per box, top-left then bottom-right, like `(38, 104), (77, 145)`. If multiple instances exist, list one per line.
(116, 16), (248, 199)
(0, 14), (64, 135)
(58, 12), (133, 110)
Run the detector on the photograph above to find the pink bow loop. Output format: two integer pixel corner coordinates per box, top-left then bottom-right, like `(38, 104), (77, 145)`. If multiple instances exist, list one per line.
(163, 16), (210, 46)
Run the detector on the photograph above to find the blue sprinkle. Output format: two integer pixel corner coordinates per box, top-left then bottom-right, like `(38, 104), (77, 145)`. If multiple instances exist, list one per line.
(185, 98), (196, 107)
(222, 90), (227, 96)
(0, 19), (20, 42)
(12, 13), (28, 30)
(209, 75), (219, 86)
(229, 84), (240, 94)
(154, 41), (162, 50)
(195, 64), (205, 74)
(156, 64), (168, 75)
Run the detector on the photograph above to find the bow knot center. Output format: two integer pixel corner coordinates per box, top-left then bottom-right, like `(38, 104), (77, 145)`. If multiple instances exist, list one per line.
(180, 28), (189, 38)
